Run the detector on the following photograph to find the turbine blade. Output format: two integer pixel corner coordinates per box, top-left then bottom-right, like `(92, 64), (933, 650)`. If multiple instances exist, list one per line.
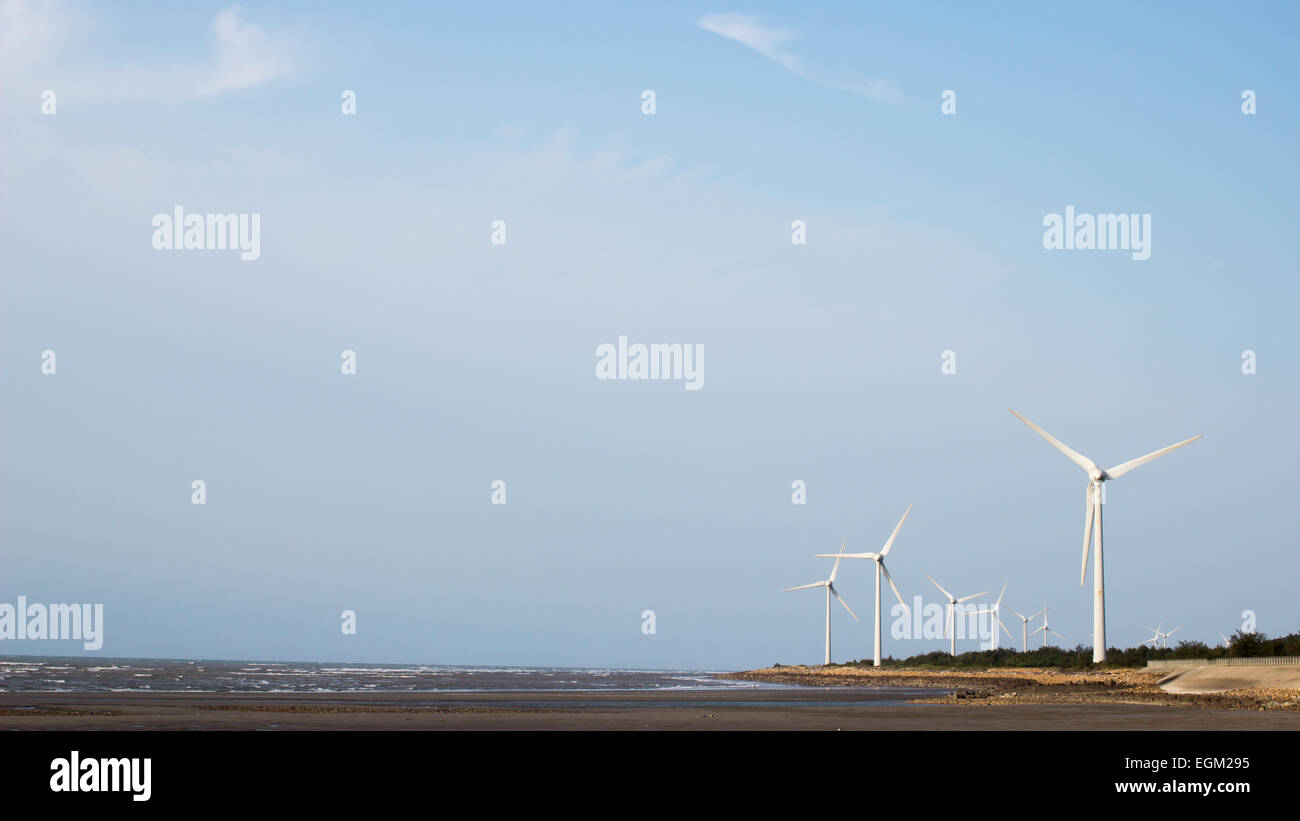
(817, 552), (876, 559)
(1002, 604), (1025, 621)
(927, 575), (953, 601)
(828, 539), (847, 583)
(881, 562), (909, 615)
(1029, 608), (1047, 620)
(830, 584), (859, 622)
(1050, 630), (1066, 640)
(1030, 625), (1046, 636)
(879, 504), (912, 557)
(1009, 409), (1099, 473)
(1104, 435), (1202, 479)
(1167, 626), (1181, 637)
(995, 583), (1007, 608)
(958, 591), (989, 603)
(783, 581), (826, 592)
(998, 616), (1013, 640)
(1081, 484), (1095, 587)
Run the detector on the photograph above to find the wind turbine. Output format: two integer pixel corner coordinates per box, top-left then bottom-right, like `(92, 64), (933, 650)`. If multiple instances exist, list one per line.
(1142, 623), (1182, 649)
(1140, 624), (1164, 648)
(1219, 631), (1233, 648)
(1030, 605), (1066, 648)
(926, 576), (988, 656)
(1009, 409), (1201, 662)
(783, 540), (859, 665)
(974, 583), (1014, 650)
(816, 505), (912, 667)
(1003, 603), (1046, 652)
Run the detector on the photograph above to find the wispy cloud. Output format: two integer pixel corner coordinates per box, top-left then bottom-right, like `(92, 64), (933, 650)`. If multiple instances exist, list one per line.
(0, 0), (74, 72)
(201, 4), (287, 94)
(696, 13), (804, 77)
(696, 13), (901, 104)
(1, 2), (295, 102)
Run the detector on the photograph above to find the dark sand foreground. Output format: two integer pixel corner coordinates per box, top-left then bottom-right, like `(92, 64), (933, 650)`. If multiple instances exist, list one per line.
(4, 687), (1300, 730)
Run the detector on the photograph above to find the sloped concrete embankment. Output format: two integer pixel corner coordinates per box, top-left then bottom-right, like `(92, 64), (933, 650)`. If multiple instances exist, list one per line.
(1160, 666), (1300, 694)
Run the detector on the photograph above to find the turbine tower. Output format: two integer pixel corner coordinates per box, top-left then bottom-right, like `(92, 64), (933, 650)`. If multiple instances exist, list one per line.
(816, 505), (912, 667)
(974, 583), (1013, 650)
(1009, 409), (1200, 662)
(1003, 603), (1046, 652)
(926, 576), (988, 656)
(783, 540), (859, 665)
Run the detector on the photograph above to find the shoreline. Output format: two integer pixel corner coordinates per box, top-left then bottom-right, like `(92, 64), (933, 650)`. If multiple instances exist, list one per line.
(718, 665), (1300, 711)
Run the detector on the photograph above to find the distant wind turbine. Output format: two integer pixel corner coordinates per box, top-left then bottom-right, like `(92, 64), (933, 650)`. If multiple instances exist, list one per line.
(1144, 626), (1164, 652)
(1141, 623), (1182, 649)
(816, 505), (912, 667)
(926, 576), (988, 656)
(974, 583), (1014, 650)
(1030, 605), (1066, 648)
(784, 540), (859, 665)
(1003, 603), (1046, 652)
(1141, 624), (1164, 648)
(1009, 409), (1201, 662)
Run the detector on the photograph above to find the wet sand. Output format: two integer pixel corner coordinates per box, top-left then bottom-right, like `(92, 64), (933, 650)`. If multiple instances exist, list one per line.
(3, 688), (1300, 730)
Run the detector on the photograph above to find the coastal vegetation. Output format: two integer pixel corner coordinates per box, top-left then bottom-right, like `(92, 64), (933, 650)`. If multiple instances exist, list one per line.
(774, 629), (1300, 670)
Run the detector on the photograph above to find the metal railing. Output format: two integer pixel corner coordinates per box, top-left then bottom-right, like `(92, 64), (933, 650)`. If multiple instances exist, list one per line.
(1146, 656), (1300, 669)
(1214, 656), (1300, 667)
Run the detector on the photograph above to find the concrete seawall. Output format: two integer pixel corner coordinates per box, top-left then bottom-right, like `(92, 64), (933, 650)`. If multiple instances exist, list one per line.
(1158, 665), (1300, 694)
(1146, 659), (1211, 671)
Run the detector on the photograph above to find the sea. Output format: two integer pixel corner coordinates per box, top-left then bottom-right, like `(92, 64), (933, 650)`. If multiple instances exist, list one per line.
(0, 657), (779, 693)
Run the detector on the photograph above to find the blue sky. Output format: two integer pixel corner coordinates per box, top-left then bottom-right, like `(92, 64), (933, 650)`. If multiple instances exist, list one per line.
(1, 1), (1296, 668)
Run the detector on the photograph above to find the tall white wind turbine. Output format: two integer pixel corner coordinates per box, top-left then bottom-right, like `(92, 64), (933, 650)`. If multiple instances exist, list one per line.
(816, 505), (912, 667)
(926, 576), (988, 656)
(783, 540), (859, 665)
(974, 583), (1014, 650)
(1009, 409), (1201, 662)
(1030, 605), (1066, 648)
(1003, 603), (1046, 652)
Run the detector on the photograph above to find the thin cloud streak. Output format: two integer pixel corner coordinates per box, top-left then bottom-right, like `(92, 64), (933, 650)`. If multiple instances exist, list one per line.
(697, 13), (804, 77)
(696, 13), (901, 104)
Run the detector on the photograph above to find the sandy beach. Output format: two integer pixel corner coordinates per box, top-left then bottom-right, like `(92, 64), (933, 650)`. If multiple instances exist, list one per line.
(3, 676), (1300, 730)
